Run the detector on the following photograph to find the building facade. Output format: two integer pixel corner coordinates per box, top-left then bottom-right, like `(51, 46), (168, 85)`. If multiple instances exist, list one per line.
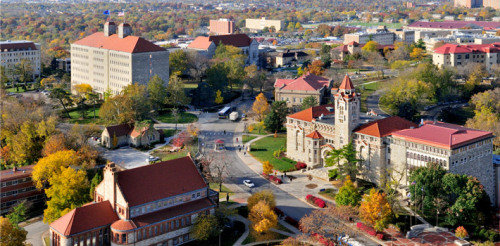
(245, 18), (284, 32)
(284, 75), (497, 205)
(71, 22), (169, 96)
(209, 19), (235, 35)
(343, 31), (396, 45)
(483, 0), (500, 9)
(274, 73), (333, 111)
(274, 50), (308, 67)
(454, 0), (483, 8)
(101, 123), (162, 149)
(187, 34), (259, 65)
(1, 166), (46, 215)
(0, 40), (41, 79)
(50, 156), (217, 246)
(433, 43), (500, 71)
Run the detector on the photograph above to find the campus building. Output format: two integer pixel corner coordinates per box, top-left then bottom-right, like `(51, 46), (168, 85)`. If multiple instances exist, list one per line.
(454, 0), (482, 8)
(433, 43), (500, 71)
(0, 40), (41, 78)
(71, 21), (169, 96)
(1, 165), (46, 215)
(49, 156), (218, 246)
(245, 18), (284, 32)
(285, 75), (497, 205)
(187, 34), (259, 65)
(274, 73), (334, 111)
(209, 19), (235, 35)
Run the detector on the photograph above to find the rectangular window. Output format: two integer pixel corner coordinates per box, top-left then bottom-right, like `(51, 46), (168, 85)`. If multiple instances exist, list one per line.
(176, 220), (180, 228)
(121, 234), (126, 243)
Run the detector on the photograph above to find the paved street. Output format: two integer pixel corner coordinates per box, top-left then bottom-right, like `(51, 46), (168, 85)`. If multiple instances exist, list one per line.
(24, 220), (49, 246)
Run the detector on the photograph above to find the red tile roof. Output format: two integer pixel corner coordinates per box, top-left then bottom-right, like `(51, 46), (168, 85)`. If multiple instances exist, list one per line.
(0, 41), (37, 51)
(111, 219), (137, 231)
(105, 124), (133, 138)
(339, 75), (354, 90)
(132, 198), (215, 227)
(274, 79), (294, 88)
(117, 156), (207, 206)
(392, 122), (493, 149)
(306, 130), (324, 139)
(73, 33), (165, 53)
(276, 73), (331, 91)
(188, 34), (253, 50)
(288, 104), (335, 122)
(0, 165), (34, 181)
(50, 201), (118, 236)
(408, 21), (500, 30)
(354, 116), (417, 138)
(434, 43), (500, 54)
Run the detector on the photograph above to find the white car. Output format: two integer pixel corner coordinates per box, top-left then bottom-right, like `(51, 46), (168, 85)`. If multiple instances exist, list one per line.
(243, 180), (255, 188)
(147, 156), (160, 162)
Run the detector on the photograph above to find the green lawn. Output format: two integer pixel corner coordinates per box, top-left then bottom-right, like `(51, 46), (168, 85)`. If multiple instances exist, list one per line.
(162, 129), (180, 138)
(359, 82), (380, 113)
(156, 112), (198, 124)
(242, 135), (258, 144)
(248, 123), (269, 135)
(184, 83), (199, 89)
(318, 188), (337, 200)
(6, 87), (28, 93)
(66, 107), (101, 124)
(249, 135), (295, 172)
(151, 138), (198, 161)
(209, 183), (234, 200)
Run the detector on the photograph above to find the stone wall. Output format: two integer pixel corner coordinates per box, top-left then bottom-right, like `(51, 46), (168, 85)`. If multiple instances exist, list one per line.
(132, 51), (170, 88)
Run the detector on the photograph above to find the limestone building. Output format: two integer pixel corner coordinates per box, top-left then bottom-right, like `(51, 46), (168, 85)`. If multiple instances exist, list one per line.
(433, 43), (500, 71)
(209, 19), (235, 35)
(0, 40), (41, 78)
(245, 18), (284, 32)
(285, 75), (497, 205)
(274, 73), (334, 111)
(49, 156), (217, 246)
(187, 34), (259, 65)
(71, 22), (169, 96)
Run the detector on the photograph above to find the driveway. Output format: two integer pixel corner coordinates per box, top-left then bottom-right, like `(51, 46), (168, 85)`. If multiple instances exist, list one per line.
(24, 220), (49, 246)
(101, 146), (149, 169)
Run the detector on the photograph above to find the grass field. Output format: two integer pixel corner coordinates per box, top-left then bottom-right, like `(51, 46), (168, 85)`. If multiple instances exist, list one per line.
(152, 138), (198, 161)
(66, 107), (101, 124)
(209, 183), (234, 200)
(156, 111), (198, 124)
(248, 123), (268, 135)
(242, 135), (258, 144)
(6, 87), (28, 93)
(249, 135), (295, 171)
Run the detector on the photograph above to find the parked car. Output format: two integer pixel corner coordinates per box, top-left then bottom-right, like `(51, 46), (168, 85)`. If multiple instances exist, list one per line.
(243, 180), (255, 188)
(147, 156), (160, 162)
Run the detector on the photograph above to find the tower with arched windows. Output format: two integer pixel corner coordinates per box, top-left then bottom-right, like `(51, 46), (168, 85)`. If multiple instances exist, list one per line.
(334, 75), (360, 149)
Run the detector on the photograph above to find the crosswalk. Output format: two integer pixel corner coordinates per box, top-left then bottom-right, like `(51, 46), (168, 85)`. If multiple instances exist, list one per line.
(200, 131), (234, 136)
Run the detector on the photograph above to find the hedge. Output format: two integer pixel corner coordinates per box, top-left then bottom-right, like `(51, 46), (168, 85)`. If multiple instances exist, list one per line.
(295, 162), (307, 170)
(306, 194), (326, 208)
(356, 222), (376, 236)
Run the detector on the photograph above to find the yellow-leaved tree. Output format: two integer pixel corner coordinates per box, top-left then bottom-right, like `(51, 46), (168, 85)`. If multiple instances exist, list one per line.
(361, 40), (379, 53)
(44, 166), (90, 224)
(215, 90), (224, 104)
(247, 189), (276, 211)
(73, 83), (93, 95)
(410, 48), (425, 61)
(252, 93), (270, 121)
(32, 150), (79, 189)
(249, 200), (278, 233)
(187, 123), (199, 137)
(262, 161), (273, 175)
(359, 188), (392, 232)
(0, 217), (27, 246)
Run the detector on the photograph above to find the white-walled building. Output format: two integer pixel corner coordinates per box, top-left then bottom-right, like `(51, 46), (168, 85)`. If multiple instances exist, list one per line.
(71, 22), (169, 96)
(433, 43), (500, 71)
(0, 40), (41, 78)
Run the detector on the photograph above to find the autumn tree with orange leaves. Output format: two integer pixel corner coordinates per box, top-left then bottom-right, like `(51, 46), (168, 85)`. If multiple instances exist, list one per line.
(359, 188), (392, 232)
(305, 60), (325, 76)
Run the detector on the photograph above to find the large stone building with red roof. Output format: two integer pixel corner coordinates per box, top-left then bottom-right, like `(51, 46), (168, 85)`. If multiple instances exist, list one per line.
(71, 22), (169, 96)
(433, 43), (500, 71)
(274, 72), (334, 111)
(49, 156), (217, 246)
(187, 34), (259, 65)
(285, 75), (496, 205)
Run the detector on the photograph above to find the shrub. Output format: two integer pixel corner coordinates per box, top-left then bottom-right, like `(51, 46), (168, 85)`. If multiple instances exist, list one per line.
(455, 226), (468, 239)
(328, 168), (339, 180)
(295, 162), (307, 170)
(357, 222), (376, 236)
(306, 194), (313, 200)
(376, 233), (384, 240)
(306, 194), (326, 208)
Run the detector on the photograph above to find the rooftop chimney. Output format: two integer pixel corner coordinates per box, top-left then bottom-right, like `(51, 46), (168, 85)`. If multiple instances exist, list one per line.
(118, 23), (132, 39)
(104, 22), (116, 37)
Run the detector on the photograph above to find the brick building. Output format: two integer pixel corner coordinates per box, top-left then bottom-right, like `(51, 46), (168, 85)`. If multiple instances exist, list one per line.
(285, 75), (497, 205)
(71, 21), (169, 96)
(209, 19), (235, 35)
(433, 43), (500, 71)
(187, 34), (259, 65)
(274, 73), (334, 111)
(1, 165), (46, 215)
(49, 156), (218, 246)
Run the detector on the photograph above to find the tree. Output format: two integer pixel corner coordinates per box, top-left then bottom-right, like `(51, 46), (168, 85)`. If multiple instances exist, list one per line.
(122, 83), (151, 122)
(214, 90), (224, 104)
(187, 51), (209, 83)
(362, 40), (379, 53)
(165, 73), (189, 107)
(264, 101), (288, 133)
(252, 93), (270, 121)
(6, 200), (28, 225)
(191, 214), (220, 241)
(32, 150), (79, 189)
(410, 47), (425, 61)
(14, 59), (34, 90)
(359, 189), (392, 232)
(466, 88), (500, 149)
(297, 206), (356, 245)
(50, 88), (72, 118)
(147, 74), (167, 111)
(68, 123), (101, 149)
(455, 226), (468, 239)
(89, 172), (102, 200)
(325, 142), (361, 182)
(1, 65), (10, 89)
(44, 167), (90, 224)
(335, 177), (361, 206)
(408, 163), (447, 217)
(249, 200), (278, 233)
(301, 96), (318, 110)
(0, 217), (27, 246)
(247, 189), (276, 211)
(169, 49), (188, 75)
(306, 60), (325, 76)
(201, 152), (231, 195)
(262, 161), (273, 175)
(187, 123), (199, 137)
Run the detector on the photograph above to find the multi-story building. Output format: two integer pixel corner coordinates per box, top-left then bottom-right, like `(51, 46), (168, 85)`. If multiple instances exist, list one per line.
(433, 43), (500, 71)
(285, 75), (497, 205)
(1, 166), (46, 215)
(273, 50), (308, 67)
(71, 22), (169, 96)
(209, 19), (235, 35)
(425, 33), (500, 53)
(0, 40), (41, 78)
(406, 21), (500, 40)
(55, 58), (71, 73)
(49, 156), (217, 246)
(187, 34), (259, 65)
(274, 73), (333, 111)
(245, 18), (284, 32)
(483, 0), (500, 9)
(390, 29), (415, 44)
(343, 31), (396, 45)
(454, 0), (483, 8)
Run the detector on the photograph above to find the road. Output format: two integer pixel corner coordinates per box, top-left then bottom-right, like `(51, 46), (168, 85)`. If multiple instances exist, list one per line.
(25, 220), (49, 246)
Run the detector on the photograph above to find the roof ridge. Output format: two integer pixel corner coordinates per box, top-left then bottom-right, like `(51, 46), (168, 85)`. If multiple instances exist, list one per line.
(64, 209), (77, 236)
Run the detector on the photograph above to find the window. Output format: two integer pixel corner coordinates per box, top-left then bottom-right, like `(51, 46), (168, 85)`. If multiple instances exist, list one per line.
(176, 220), (180, 228)
(121, 234), (126, 243)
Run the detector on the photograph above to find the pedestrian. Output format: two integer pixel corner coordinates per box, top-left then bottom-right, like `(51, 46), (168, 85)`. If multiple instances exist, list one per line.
(281, 174), (284, 179)
(236, 137), (238, 142)
(284, 172), (287, 177)
(244, 151), (246, 156)
(224, 130), (226, 134)
(226, 192), (230, 202)
(239, 148), (241, 152)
